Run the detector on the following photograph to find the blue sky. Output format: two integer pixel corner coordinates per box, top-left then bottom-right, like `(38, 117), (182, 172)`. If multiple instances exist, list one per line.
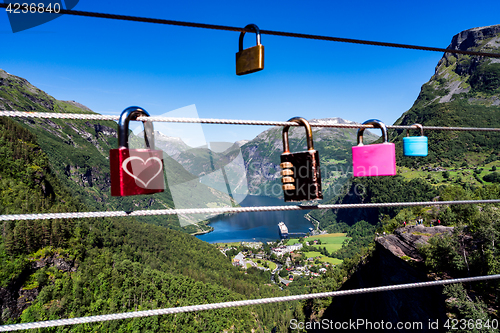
(1, 0), (500, 144)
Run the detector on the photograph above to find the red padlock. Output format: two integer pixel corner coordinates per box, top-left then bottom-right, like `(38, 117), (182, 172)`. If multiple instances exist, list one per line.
(110, 106), (165, 196)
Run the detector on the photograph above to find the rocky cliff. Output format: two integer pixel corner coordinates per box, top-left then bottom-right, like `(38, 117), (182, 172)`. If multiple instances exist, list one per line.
(404, 25), (500, 112)
(317, 226), (453, 332)
(439, 25), (500, 105)
(377, 225), (453, 261)
(0, 252), (76, 320)
(393, 25), (500, 165)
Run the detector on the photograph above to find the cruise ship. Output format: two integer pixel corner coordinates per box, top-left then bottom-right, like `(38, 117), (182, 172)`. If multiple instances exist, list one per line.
(278, 222), (289, 238)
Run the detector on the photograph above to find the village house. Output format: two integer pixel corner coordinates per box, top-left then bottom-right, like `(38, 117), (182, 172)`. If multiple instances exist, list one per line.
(271, 243), (303, 257)
(233, 252), (245, 267)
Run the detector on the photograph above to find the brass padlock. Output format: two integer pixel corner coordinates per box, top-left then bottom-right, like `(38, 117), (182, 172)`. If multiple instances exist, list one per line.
(236, 24), (264, 75)
(280, 117), (323, 202)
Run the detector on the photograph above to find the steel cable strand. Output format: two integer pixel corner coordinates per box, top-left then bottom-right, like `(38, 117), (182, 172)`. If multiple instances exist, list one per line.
(1, 199), (500, 221)
(2, 111), (500, 132)
(1, 274), (499, 331)
(0, 4), (499, 58)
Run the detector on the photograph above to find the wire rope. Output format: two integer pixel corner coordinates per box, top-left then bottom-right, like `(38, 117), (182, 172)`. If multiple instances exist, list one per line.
(2, 111), (500, 132)
(0, 4), (499, 58)
(0, 274), (498, 331)
(1, 199), (499, 222)
(1, 8), (499, 331)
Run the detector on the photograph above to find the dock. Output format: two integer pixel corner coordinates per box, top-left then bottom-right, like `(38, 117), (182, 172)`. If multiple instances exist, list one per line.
(278, 222), (308, 239)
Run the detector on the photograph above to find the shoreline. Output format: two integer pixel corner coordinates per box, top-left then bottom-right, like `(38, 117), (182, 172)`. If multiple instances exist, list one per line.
(192, 195), (314, 242)
(304, 213), (320, 230)
(190, 222), (214, 236)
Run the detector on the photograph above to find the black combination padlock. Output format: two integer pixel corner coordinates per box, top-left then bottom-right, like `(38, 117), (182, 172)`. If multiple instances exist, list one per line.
(280, 117), (323, 202)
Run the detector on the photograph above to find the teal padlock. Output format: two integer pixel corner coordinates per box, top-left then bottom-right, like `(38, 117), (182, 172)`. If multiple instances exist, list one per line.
(403, 123), (428, 156)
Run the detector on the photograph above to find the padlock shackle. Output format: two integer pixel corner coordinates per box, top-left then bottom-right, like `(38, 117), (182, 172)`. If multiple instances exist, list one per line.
(117, 106), (155, 149)
(405, 123), (424, 137)
(282, 117), (314, 153)
(239, 23), (261, 52)
(357, 119), (388, 146)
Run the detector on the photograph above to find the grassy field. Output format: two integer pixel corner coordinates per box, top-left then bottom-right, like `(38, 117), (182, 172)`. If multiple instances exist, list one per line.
(214, 242), (243, 247)
(285, 238), (302, 245)
(286, 233), (349, 254)
(249, 258), (277, 270)
(398, 160), (500, 186)
(302, 251), (343, 265)
(319, 257), (343, 265)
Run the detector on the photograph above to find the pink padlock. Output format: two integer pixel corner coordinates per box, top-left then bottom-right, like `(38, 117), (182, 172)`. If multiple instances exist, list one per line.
(352, 119), (396, 177)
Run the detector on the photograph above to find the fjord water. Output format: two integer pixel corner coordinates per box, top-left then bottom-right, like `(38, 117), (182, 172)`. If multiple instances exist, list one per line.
(196, 195), (314, 243)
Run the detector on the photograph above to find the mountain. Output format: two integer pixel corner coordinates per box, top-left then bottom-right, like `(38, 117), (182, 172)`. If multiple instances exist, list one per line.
(0, 68), (240, 232)
(309, 25), (500, 230)
(239, 117), (378, 201)
(412, 25), (500, 107)
(150, 118), (378, 205)
(153, 130), (191, 157)
(393, 25), (500, 167)
(310, 25), (500, 329)
(1, 68), (380, 231)
(0, 71), (303, 331)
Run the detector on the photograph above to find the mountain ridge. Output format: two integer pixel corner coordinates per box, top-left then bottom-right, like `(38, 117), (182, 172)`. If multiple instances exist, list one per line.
(1, 23), (499, 331)
(392, 24), (500, 168)
(0, 76), (301, 332)
(239, 118), (378, 202)
(0, 68), (236, 233)
(315, 24), (500, 330)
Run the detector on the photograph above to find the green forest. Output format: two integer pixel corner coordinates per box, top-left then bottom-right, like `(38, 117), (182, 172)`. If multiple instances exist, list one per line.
(6, 104), (498, 331)
(2, 39), (500, 331)
(0, 117), (307, 332)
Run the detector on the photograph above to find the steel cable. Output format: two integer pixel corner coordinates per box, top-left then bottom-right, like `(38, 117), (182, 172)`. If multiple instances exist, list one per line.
(1, 274), (499, 331)
(0, 4), (499, 58)
(1, 199), (499, 221)
(1, 9), (499, 331)
(2, 111), (500, 132)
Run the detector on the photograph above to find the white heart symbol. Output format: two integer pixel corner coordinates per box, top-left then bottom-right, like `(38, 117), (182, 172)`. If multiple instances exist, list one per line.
(122, 156), (163, 189)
